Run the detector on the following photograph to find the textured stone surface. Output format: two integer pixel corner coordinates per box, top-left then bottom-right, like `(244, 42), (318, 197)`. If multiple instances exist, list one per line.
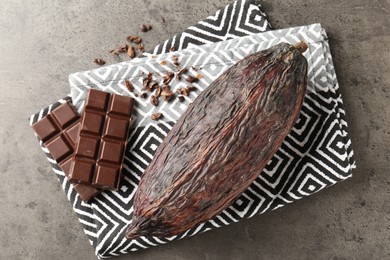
(0, 0), (389, 259)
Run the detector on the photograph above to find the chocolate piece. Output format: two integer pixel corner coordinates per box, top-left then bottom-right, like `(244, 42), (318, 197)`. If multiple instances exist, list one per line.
(31, 101), (101, 202)
(69, 89), (134, 190)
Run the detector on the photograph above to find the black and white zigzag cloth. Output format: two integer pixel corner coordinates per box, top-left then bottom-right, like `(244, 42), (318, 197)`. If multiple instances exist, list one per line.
(29, 1), (355, 259)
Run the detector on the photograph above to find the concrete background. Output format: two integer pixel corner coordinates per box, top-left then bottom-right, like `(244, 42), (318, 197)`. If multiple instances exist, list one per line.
(0, 0), (389, 259)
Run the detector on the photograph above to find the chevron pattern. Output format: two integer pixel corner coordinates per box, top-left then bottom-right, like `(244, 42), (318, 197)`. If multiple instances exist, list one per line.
(29, 3), (355, 258)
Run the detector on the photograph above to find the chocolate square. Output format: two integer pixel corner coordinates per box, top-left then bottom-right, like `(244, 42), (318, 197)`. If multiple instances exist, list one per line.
(94, 165), (119, 189)
(81, 112), (104, 135)
(31, 101), (101, 202)
(32, 116), (59, 143)
(108, 94), (134, 117)
(46, 135), (72, 161)
(99, 141), (123, 163)
(76, 136), (99, 159)
(85, 89), (109, 111)
(103, 117), (129, 140)
(70, 159), (95, 183)
(51, 102), (79, 128)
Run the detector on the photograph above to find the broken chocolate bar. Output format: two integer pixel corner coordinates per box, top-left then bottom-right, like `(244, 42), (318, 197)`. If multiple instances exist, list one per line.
(31, 101), (101, 202)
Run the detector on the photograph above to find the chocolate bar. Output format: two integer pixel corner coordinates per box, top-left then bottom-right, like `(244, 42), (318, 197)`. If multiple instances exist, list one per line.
(69, 89), (134, 190)
(31, 101), (101, 202)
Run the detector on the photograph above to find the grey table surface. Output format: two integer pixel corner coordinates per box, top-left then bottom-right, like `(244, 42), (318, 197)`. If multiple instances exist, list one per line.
(0, 0), (389, 259)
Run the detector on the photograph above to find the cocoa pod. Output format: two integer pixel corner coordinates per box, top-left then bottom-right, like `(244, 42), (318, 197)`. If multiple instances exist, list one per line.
(126, 42), (308, 239)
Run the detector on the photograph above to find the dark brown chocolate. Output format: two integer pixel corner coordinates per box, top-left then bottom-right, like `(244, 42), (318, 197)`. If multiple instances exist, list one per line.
(68, 89), (134, 190)
(31, 101), (101, 202)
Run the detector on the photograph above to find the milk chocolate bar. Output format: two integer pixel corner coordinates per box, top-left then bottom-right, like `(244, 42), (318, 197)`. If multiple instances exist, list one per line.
(68, 89), (134, 190)
(31, 101), (101, 202)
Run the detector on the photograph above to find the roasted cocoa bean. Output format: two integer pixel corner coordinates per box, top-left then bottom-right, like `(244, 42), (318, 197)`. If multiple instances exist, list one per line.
(93, 58), (105, 65)
(127, 46), (135, 58)
(124, 79), (133, 92)
(151, 112), (163, 121)
(185, 75), (198, 83)
(150, 95), (159, 106)
(127, 35), (142, 44)
(178, 96), (185, 102)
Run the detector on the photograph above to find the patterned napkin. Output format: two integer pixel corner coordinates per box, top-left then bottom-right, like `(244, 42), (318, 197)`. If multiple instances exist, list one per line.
(69, 26), (356, 251)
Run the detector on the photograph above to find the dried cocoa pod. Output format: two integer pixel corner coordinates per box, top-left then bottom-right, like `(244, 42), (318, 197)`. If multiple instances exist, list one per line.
(126, 42), (308, 239)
